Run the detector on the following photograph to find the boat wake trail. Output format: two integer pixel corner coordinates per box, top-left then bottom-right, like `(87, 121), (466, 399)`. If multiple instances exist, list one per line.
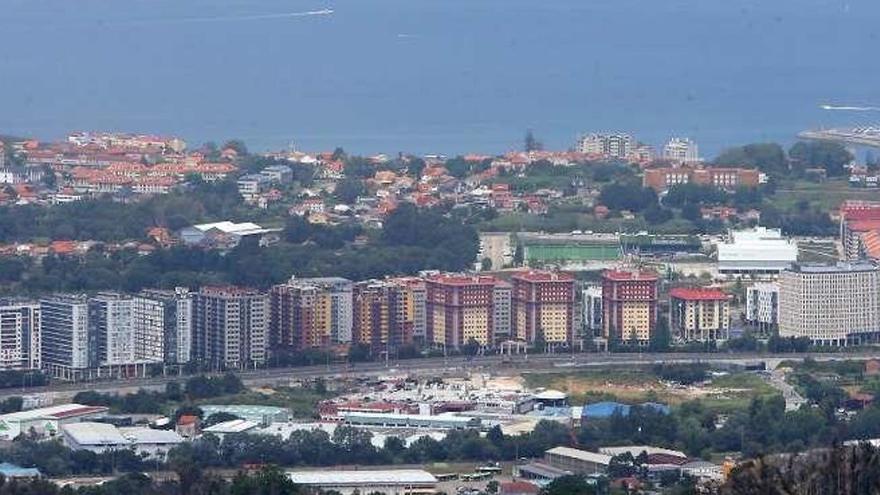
(125, 9), (333, 25)
(820, 104), (880, 112)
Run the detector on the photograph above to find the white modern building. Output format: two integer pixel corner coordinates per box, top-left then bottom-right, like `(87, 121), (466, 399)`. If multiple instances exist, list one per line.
(132, 288), (193, 364)
(716, 227), (798, 277)
(179, 221), (282, 248)
(575, 133), (634, 159)
(89, 293), (135, 366)
(202, 419), (261, 440)
(62, 422), (183, 460)
(779, 262), (880, 346)
(663, 137), (700, 164)
(40, 295), (90, 379)
(340, 412), (480, 430)
(583, 286), (603, 335)
(0, 404), (109, 441)
(0, 300), (41, 370)
(746, 282), (780, 332)
(287, 470), (437, 495)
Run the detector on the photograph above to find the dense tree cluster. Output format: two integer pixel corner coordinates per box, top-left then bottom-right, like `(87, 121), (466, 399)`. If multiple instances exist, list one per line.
(71, 374), (244, 414)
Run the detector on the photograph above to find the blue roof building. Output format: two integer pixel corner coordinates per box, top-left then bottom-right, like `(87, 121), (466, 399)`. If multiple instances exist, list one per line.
(0, 462), (41, 479)
(581, 401), (669, 419)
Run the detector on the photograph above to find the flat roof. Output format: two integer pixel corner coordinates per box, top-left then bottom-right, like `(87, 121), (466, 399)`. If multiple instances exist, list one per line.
(118, 427), (184, 444)
(789, 262), (878, 274)
(62, 422), (128, 446)
(600, 445), (686, 459)
(512, 270), (575, 283)
(288, 469), (437, 485)
(341, 412), (477, 424)
(669, 288), (729, 301)
(545, 446), (612, 466)
(203, 419), (260, 434)
(0, 404), (108, 422)
(601, 269), (659, 282)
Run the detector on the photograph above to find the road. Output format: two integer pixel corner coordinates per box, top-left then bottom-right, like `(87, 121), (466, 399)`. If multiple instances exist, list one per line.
(4, 351), (880, 401)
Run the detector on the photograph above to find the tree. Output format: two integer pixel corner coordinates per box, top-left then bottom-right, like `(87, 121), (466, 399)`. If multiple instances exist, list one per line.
(540, 475), (596, 495)
(525, 129), (544, 152)
(480, 257), (492, 271)
(222, 139), (249, 156)
(715, 143), (788, 176)
(334, 177), (365, 204)
(789, 140), (853, 177)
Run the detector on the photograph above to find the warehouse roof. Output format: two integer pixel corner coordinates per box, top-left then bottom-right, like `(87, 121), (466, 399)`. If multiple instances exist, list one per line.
(118, 427), (184, 444)
(62, 422), (128, 446)
(287, 469), (437, 485)
(0, 404), (108, 422)
(546, 446), (612, 466)
(203, 419), (260, 434)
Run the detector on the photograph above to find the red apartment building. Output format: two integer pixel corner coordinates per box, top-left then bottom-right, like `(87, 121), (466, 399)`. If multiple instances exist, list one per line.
(601, 269), (660, 344)
(643, 167), (760, 192)
(511, 270), (576, 344)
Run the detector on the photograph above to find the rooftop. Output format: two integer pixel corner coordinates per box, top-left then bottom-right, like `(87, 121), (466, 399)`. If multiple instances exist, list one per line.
(287, 469), (437, 485)
(0, 404), (108, 422)
(669, 287), (730, 301)
(546, 446), (612, 466)
(789, 262), (878, 274)
(601, 269), (659, 282)
(599, 445), (687, 459)
(62, 422), (128, 446)
(203, 419), (261, 434)
(512, 270), (575, 283)
(118, 427), (184, 444)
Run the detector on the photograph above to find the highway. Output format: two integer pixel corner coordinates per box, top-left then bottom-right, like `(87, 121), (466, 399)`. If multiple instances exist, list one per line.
(5, 351), (880, 401)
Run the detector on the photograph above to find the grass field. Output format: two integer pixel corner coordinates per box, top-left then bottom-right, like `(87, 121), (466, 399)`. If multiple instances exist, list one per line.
(770, 178), (878, 211)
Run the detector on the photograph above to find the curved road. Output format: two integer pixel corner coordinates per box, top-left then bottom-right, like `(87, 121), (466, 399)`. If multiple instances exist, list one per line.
(4, 351), (878, 401)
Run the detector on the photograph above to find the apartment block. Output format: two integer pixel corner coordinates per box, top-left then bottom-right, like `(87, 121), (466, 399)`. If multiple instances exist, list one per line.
(88, 293), (135, 367)
(669, 288), (731, 342)
(194, 287), (269, 369)
(663, 137), (700, 164)
(601, 269), (659, 344)
(270, 277), (353, 351)
(746, 282), (779, 333)
(390, 277), (427, 343)
(511, 270), (576, 344)
(425, 274), (510, 348)
(583, 286), (603, 336)
(0, 300), (41, 370)
(839, 200), (880, 260)
(132, 288), (193, 364)
(353, 280), (412, 350)
(575, 133), (633, 159)
(779, 262), (880, 346)
(40, 295), (90, 378)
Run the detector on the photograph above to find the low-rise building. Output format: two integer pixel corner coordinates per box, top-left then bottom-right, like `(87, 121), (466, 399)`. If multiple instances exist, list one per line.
(0, 404), (109, 440)
(287, 469), (437, 495)
(716, 227), (798, 277)
(544, 446), (611, 474)
(340, 412), (480, 430)
(62, 422), (183, 460)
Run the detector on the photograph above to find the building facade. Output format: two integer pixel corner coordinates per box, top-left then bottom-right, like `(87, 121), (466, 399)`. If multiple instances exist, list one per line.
(132, 288), (193, 364)
(511, 270), (576, 344)
(583, 286), (603, 336)
(715, 227), (798, 277)
(352, 280), (412, 351)
(270, 277), (353, 351)
(601, 270), (659, 344)
(746, 282), (779, 333)
(779, 262), (880, 346)
(39, 295), (90, 378)
(662, 137), (700, 164)
(669, 288), (731, 342)
(643, 167), (760, 192)
(575, 133), (633, 159)
(425, 274), (509, 348)
(194, 287), (269, 369)
(0, 300), (41, 370)
(88, 293), (135, 367)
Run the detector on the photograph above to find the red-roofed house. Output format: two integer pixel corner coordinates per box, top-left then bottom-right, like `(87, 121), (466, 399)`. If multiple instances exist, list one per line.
(669, 287), (731, 343)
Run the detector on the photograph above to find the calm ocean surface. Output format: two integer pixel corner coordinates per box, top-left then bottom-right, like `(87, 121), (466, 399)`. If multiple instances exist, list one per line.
(1, 0), (878, 157)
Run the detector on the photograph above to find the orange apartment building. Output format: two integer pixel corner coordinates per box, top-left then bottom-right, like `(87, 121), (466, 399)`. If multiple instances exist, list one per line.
(601, 269), (660, 344)
(425, 274), (510, 349)
(511, 270), (576, 344)
(643, 166), (760, 192)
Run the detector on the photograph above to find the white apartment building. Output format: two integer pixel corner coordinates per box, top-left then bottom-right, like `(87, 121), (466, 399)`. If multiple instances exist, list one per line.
(575, 133), (634, 159)
(663, 137), (700, 164)
(132, 288), (193, 365)
(0, 300), (41, 370)
(779, 262), (880, 346)
(88, 293), (135, 366)
(746, 282), (779, 332)
(40, 295), (90, 378)
(583, 286), (603, 335)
